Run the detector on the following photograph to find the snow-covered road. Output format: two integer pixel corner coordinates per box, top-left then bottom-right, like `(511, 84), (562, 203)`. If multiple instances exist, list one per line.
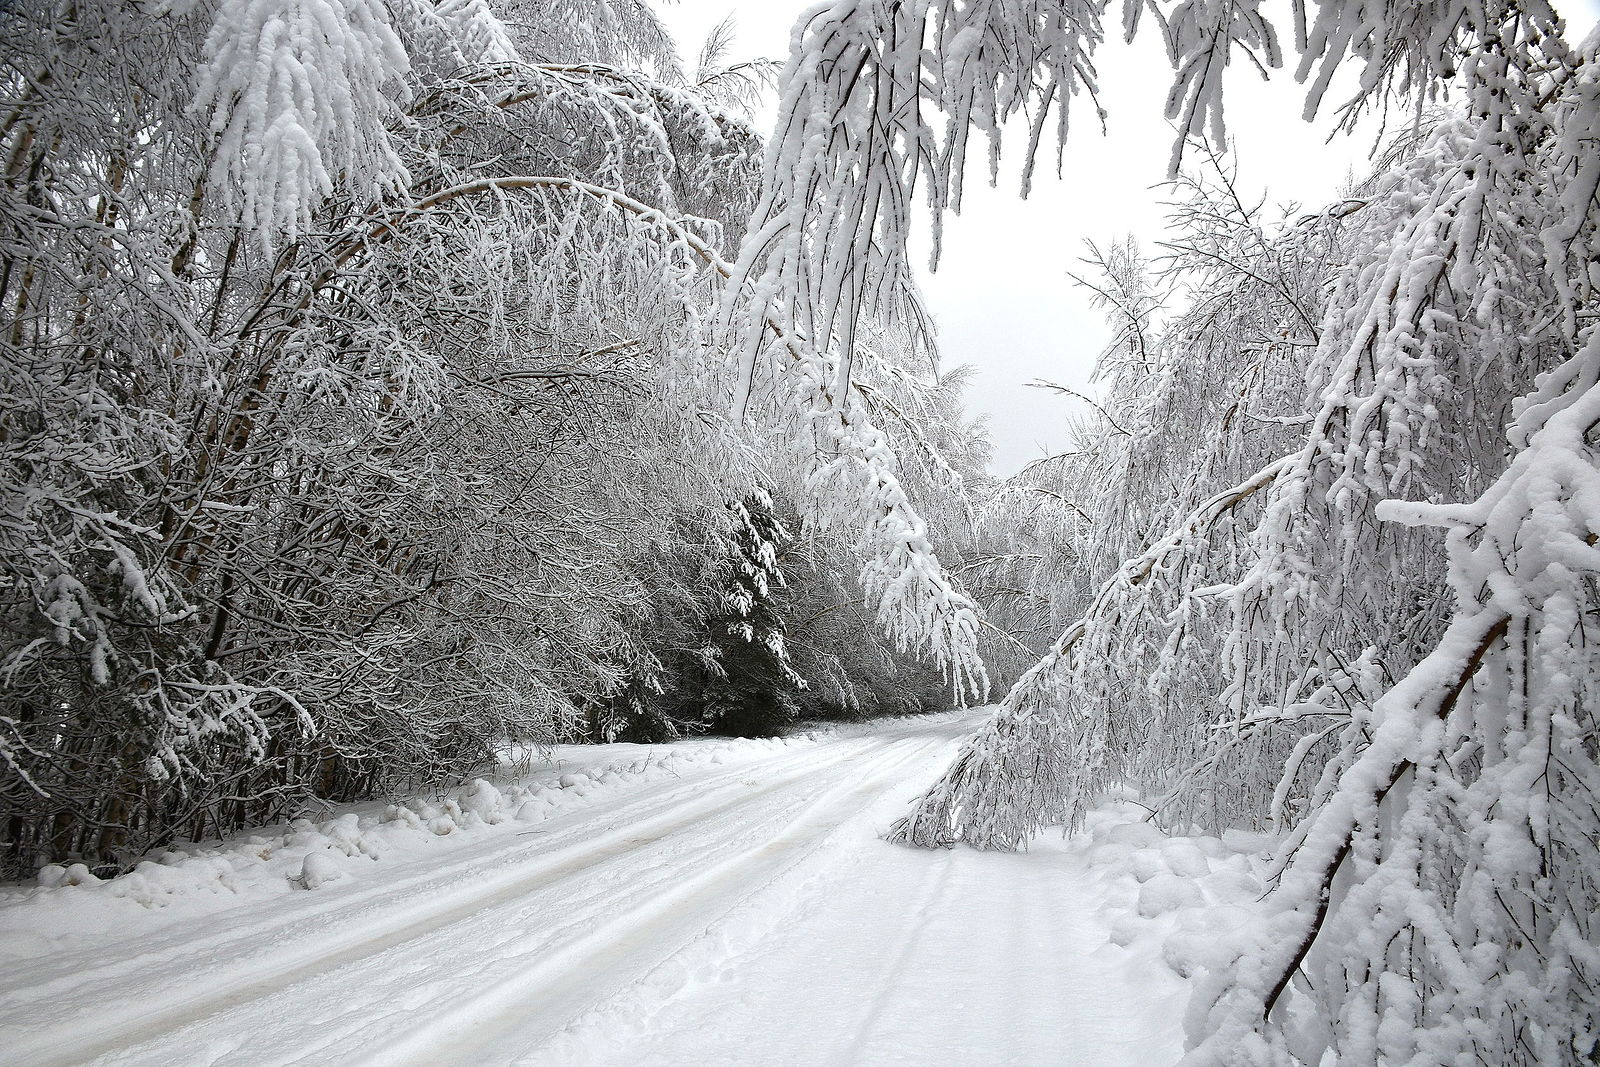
(3, 712), (1195, 1065)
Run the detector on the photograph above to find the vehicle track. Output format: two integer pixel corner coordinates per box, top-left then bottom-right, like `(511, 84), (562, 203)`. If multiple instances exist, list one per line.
(368, 732), (951, 1066)
(827, 844), (959, 1064)
(4, 735), (889, 1065)
(5, 719), (976, 1066)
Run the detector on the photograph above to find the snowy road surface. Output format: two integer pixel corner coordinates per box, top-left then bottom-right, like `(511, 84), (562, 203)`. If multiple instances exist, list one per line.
(2, 712), (1191, 1065)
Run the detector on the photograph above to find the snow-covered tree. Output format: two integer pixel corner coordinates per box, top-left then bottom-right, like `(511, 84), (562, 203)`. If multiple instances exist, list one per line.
(698, 492), (806, 737)
(724, 0), (1600, 1061)
(0, 0), (984, 876)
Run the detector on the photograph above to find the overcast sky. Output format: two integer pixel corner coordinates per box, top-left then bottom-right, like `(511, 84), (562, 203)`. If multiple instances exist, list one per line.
(658, 1), (1600, 475)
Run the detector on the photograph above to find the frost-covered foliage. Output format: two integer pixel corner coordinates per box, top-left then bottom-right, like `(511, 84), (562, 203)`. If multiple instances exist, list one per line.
(782, 352), (997, 721)
(194, 0), (413, 245)
(0, 0), (979, 877)
(696, 492), (806, 737)
(750, 0), (1599, 1062)
(594, 356), (996, 741)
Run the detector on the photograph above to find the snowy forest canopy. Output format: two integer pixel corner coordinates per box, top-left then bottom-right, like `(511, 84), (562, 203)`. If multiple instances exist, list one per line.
(3, 0), (1599, 1064)
(0, 0), (997, 880)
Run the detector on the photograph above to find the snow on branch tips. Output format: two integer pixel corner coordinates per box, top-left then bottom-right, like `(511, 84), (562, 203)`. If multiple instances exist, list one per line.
(888, 454), (1289, 850)
(722, 0), (1105, 417)
(1186, 326), (1600, 1066)
(194, 0), (412, 247)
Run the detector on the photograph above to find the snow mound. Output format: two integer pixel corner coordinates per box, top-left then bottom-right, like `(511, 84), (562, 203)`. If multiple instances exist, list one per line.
(1159, 840), (1211, 878)
(1137, 873), (1205, 917)
(1073, 804), (1278, 984)
(0, 729), (836, 963)
(1130, 850), (1166, 883)
(458, 779), (504, 823)
(297, 852), (346, 890)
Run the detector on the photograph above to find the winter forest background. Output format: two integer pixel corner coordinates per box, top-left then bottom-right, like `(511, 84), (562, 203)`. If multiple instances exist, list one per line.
(3, 0), (1599, 1062)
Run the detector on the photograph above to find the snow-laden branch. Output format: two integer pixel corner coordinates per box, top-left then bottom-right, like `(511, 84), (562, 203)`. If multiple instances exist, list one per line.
(293, 174), (986, 694)
(1185, 328), (1600, 1065)
(888, 454), (1287, 848)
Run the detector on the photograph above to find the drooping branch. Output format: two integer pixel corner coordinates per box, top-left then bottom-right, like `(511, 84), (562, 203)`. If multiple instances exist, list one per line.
(268, 175), (989, 694)
(888, 452), (1287, 848)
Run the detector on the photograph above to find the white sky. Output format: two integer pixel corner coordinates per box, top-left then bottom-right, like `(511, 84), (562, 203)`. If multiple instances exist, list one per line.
(658, 0), (1600, 475)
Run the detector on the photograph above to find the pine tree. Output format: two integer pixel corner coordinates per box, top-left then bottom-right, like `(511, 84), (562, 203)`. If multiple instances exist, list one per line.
(700, 492), (806, 737)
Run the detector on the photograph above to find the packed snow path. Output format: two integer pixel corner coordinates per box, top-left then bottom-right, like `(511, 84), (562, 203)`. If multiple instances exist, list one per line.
(2, 713), (1188, 1065)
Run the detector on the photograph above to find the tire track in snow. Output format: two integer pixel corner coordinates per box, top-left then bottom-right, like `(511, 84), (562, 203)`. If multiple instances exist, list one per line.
(352, 732), (956, 1066)
(825, 845), (961, 1065)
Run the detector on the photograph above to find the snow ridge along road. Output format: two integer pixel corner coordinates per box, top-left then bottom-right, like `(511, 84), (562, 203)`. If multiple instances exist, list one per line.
(2, 711), (1190, 1066)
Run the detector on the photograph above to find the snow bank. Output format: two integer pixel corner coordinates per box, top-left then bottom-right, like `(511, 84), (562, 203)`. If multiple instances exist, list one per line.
(0, 731), (829, 964)
(1074, 804), (1277, 986)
